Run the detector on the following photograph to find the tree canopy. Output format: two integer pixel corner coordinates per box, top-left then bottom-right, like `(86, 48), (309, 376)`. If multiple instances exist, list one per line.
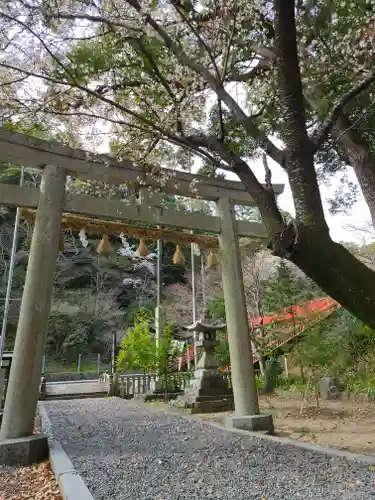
(2, 1), (375, 325)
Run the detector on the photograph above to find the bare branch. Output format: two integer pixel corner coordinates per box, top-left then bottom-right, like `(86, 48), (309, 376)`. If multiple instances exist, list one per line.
(262, 152), (274, 195)
(312, 66), (375, 151)
(170, 0), (220, 77)
(229, 59), (270, 82)
(41, 11), (144, 33)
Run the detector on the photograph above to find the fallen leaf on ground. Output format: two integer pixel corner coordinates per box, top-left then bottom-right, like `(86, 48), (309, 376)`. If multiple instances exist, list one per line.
(0, 461), (61, 500)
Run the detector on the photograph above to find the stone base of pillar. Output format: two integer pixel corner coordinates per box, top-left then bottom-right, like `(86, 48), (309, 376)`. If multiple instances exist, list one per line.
(171, 368), (234, 414)
(227, 413), (274, 435)
(0, 434), (48, 466)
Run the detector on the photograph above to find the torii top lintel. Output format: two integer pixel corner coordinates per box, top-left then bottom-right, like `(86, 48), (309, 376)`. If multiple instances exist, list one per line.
(0, 127), (284, 206)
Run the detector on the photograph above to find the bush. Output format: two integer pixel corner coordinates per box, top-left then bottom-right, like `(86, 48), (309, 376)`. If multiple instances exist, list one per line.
(276, 375), (308, 393)
(116, 316), (155, 372)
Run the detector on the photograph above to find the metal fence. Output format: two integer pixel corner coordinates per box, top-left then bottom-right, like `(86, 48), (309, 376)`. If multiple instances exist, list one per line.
(41, 354), (110, 375)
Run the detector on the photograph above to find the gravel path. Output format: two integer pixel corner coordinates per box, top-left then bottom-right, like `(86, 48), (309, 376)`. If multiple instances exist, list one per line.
(41, 398), (375, 500)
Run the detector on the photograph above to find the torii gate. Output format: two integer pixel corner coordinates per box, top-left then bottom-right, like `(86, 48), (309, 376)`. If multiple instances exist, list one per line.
(0, 128), (283, 461)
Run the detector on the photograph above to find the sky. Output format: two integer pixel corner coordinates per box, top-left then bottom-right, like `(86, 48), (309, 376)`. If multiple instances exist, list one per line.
(276, 167), (371, 245)
(224, 154), (372, 245)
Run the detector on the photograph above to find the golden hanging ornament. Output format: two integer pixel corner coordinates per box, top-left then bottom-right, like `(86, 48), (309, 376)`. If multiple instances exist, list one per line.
(172, 245), (185, 265)
(135, 237), (149, 257)
(97, 234), (112, 255)
(206, 250), (219, 268)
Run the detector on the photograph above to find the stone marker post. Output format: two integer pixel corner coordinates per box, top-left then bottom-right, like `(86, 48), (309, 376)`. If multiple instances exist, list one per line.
(0, 165), (66, 440)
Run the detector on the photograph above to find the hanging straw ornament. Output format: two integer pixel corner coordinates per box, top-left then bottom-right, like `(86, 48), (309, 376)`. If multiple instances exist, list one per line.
(79, 228), (89, 248)
(135, 237), (148, 258)
(97, 234), (112, 255)
(191, 243), (200, 256)
(119, 232), (128, 246)
(172, 245), (185, 265)
(206, 250), (219, 268)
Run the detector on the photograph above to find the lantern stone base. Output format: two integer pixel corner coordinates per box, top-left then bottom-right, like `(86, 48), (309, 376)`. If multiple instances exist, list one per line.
(171, 368), (234, 413)
(227, 413), (274, 435)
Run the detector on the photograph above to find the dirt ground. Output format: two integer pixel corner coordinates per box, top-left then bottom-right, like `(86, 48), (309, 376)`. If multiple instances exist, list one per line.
(147, 392), (375, 456)
(0, 461), (61, 500)
(188, 392), (375, 456)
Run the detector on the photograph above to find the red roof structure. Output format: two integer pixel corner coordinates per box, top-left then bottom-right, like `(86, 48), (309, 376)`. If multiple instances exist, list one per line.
(178, 297), (340, 369)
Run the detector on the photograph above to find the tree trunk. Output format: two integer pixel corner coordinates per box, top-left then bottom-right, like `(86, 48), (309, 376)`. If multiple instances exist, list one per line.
(332, 113), (375, 227)
(289, 224), (375, 328)
(306, 89), (375, 226)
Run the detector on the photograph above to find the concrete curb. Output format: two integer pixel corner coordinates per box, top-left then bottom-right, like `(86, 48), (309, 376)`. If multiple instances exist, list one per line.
(39, 405), (94, 500)
(140, 400), (375, 466)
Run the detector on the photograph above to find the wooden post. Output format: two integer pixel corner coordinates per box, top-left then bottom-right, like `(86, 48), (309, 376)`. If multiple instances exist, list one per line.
(216, 198), (274, 433)
(0, 165), (66, 439)
(283, 356), (289, 377)
(97, 354), (101, 376)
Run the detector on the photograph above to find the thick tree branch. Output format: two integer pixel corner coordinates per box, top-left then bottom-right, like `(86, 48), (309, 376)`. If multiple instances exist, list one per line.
(185, 133), (284, 235)
(274, 0), (327, 229)
(311, 66), (375, 152)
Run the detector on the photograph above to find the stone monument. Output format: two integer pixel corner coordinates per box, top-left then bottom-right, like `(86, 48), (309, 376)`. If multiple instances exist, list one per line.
(172, 311), (234, 413)
(319, 376), (341, 400)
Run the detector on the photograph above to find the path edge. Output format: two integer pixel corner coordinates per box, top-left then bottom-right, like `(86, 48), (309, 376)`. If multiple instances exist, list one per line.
(142, 400), (375, 466)
(39, 404), (94, 500)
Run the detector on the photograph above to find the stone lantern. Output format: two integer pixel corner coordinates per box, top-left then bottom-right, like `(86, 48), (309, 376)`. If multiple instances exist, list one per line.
(172, 311), (234, 413)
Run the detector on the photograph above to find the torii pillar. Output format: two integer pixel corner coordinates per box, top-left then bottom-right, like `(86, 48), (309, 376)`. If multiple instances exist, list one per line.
(216, 198), (274, 433)
(0, 165), (66, 464)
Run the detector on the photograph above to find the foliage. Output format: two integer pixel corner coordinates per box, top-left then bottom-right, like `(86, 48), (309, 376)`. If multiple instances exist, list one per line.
(206, 296), (226, 322)
(116, 313), (156, 372)
(116, 308), (181, 389)
(293, 321), (343, 379)
(289, 307), (375, 394)
(214, 337), (231, 369)
(276, 374), (307, 393)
